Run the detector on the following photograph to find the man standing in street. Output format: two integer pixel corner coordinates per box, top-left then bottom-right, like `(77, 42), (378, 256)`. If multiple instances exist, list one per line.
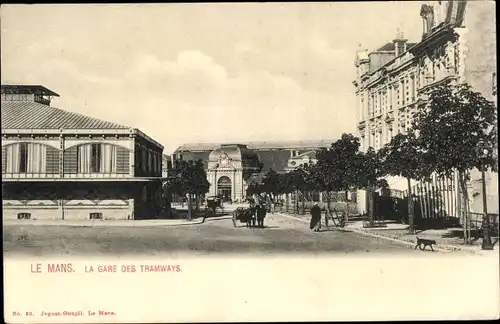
(309, 202), (322, 232)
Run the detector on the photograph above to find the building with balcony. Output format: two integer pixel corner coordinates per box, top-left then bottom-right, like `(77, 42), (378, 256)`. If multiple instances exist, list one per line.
(1, 85), (164, 220)
(353, 0), (497, 215)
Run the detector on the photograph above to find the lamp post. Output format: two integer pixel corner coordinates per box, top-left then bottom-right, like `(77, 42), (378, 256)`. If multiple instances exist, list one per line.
(477, 141), (494, 250)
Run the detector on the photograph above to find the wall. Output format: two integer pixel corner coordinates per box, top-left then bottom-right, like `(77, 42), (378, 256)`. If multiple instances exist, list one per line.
(369, 52), (395, 72)
(460, 0), (498, 214)
(133, 135), (163, 178)
(1, 181), (163, 220)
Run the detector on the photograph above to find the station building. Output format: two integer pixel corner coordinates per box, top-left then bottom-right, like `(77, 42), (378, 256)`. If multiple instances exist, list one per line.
(1, 85), (165, 220)
(172, 139), (333, 202)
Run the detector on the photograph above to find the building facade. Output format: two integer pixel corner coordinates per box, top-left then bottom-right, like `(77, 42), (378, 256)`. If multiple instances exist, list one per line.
(353, 0), (497, 215)
(172, 140), (332, 202)
(1, 85), (165, 220)
(206, 144), (262, 201)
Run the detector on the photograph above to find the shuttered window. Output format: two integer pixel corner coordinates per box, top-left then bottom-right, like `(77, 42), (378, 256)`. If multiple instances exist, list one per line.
(1, 146), (6, 174)
(116, 146), (130, 174)
(63, 146), (78, 174)
(46, 146), (60, 174)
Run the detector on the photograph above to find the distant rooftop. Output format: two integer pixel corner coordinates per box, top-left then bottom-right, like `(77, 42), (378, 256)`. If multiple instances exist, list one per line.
(1, 85), (60, 97)
(375, 42), (417, 53)
(175, 139), (335, 152)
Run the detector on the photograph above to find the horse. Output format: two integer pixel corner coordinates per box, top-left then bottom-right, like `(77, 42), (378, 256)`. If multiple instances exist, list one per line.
(233, 206), (257, 228)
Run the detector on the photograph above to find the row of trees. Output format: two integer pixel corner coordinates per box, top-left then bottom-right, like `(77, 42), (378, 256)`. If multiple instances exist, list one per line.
(164, 159), (210, 220)
(163, 83), (496, 242)
(247, 83), (497, 241)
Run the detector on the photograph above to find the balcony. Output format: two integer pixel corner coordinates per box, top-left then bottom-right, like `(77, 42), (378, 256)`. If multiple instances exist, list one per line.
(34, 97), (51, 106)
(384, 113), (394, 124)
(357, 121), (366, 131)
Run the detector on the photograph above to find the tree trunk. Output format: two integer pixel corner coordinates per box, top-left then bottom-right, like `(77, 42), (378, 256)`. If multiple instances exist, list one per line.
(368, 181), (374, 227)
(407, 177), (415, 234)
(295, 190), (299, 214)
(286, 193), (289, 212)
(302, 191), (305, 215)
(458, 171), (470, 245)
(325, 191), (330, 227)
(195, 193), (200, 212)
(345, 190), (350, 224)
(187, 194), (192, 221)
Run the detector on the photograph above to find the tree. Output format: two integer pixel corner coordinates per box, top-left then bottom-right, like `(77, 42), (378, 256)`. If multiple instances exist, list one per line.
(261, 169), (280, 203)
(380, 132), (431, 233)
(168, 159), (210, 220)
(355, 147), (386, 227)
(412, 83), (497, 244)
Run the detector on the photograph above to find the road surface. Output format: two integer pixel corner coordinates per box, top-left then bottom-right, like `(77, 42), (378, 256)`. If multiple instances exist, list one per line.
(4, 212), (434, 257)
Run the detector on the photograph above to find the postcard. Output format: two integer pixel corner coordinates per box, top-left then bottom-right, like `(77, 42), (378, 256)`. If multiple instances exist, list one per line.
(2, 2), (499, 322)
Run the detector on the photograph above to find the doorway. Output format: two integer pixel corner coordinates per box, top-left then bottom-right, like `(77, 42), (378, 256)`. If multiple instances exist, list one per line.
(217, 176), (232, 202)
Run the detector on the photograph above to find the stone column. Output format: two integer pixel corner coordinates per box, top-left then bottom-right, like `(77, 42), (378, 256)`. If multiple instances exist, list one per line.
(129, 135), (135, 177)
(59, 133), (64, 220)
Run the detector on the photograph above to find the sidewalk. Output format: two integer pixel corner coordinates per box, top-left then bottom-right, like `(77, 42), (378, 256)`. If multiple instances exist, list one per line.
(276, 212), (500, 256)
(2, 215), (232, 227)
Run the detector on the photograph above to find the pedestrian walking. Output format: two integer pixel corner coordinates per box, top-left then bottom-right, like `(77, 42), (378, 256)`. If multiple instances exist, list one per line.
(309, 202), (322, 232)
(257, 204), (267, 228)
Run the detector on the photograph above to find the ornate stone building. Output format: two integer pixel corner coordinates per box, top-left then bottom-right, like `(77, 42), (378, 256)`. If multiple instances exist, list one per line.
(1, 85), (165, 220)
(173, 140), (331, 202)
(206, 144), (261, 201)
(353, 0), (497, 215)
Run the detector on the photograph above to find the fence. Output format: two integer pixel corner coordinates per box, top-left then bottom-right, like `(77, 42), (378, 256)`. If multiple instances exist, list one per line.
(274, 191), (359, 216)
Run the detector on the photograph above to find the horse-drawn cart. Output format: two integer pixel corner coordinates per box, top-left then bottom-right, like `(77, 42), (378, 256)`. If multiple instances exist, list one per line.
(232, 206), (257, 228)
(206, 196), (223, 216)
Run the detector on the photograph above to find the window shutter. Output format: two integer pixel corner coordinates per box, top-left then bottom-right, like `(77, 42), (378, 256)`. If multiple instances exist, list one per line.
(63, 146), (78, 174)
(1, 146), (6, 174)
(46, 146), (60, 174)
(116, 146), (130, 174)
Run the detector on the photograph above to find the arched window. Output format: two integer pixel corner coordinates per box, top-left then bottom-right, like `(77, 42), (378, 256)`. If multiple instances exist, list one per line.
(67, 143), (129, 174)
(2, 142), (59, 174)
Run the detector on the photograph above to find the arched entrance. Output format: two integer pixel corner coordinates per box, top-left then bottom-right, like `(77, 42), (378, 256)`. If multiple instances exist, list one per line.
(217, 176), (232, 201)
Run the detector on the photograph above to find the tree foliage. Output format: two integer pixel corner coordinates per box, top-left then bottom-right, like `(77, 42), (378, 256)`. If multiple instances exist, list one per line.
(168, 159), (210, 197)
(412, 83), (497, 178)
(380, 132), (431, 181)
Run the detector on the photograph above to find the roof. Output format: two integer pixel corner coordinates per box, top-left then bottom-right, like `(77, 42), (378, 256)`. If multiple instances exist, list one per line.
(377, 43), (395, 51)
(208, 144), (259, 162)
(1, 101), (129, 130)
(1, 85), (60, 97)
(175, 139), (335, 152)
(292, 150), (317, 160)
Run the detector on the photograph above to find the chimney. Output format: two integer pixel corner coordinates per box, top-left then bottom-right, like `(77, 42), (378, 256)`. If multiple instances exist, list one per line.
(420, 4), (435, 38)
(393, 30), (408, 57)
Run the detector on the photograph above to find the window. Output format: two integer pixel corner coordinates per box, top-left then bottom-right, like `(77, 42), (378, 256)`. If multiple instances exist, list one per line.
(4, 143), (52, 174)
(77, 143), (118, 174)
(17, 213), (31, 220)
(19, 142), (28, 173)
(91, 143), (102, 173)
(89, 213), (103, 220)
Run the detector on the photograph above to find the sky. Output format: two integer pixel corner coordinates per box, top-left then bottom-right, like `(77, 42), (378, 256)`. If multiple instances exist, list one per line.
(1, 2), (424, 154)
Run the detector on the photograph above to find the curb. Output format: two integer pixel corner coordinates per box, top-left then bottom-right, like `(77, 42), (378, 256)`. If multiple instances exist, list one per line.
(2, 220), (205, 228)
(2, 215), (234, 228)
(275, 213), (488, 255)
